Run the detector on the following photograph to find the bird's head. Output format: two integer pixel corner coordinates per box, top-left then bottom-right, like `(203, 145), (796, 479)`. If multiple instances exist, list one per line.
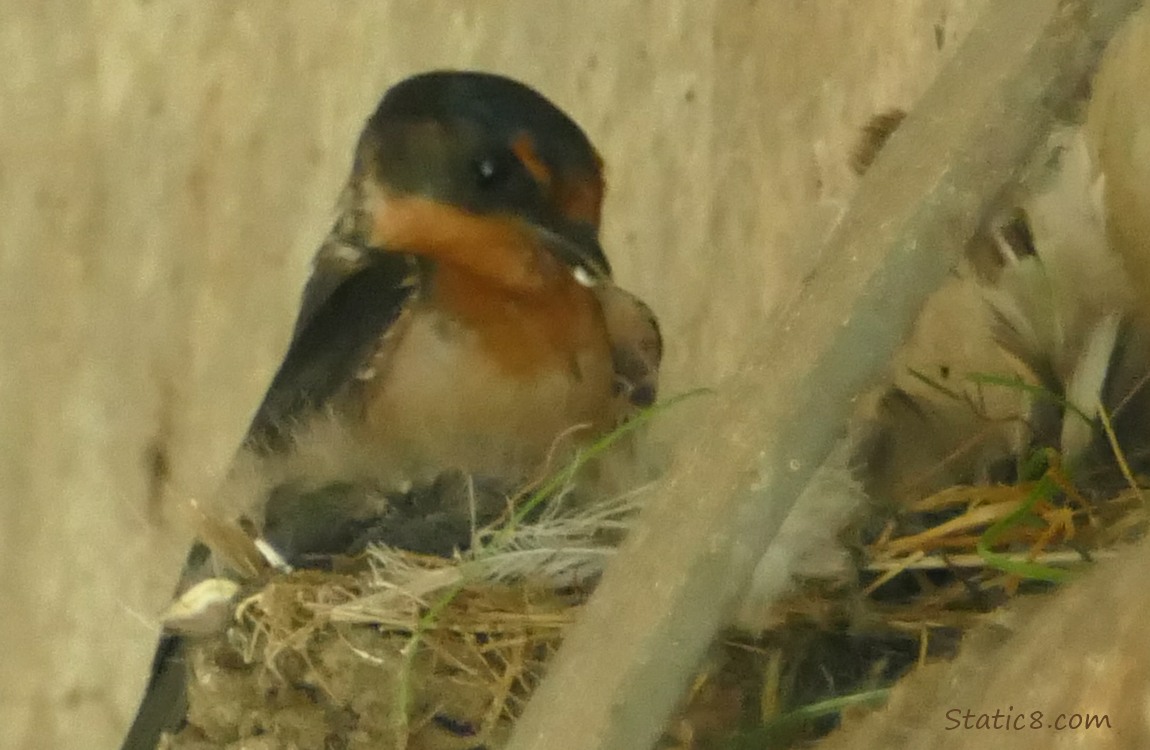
(341, 70), (611, 289)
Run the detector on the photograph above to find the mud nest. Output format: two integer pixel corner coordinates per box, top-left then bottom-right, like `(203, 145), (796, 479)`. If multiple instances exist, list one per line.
(161, 553), (585, 750)
(156, 439), (1147, 750)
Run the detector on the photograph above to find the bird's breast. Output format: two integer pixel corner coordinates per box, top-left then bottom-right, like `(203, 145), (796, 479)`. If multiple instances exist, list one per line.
(355, 262), (615, 484)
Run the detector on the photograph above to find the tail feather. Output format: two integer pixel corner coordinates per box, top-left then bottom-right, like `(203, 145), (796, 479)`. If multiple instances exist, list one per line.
(119, 634), (188, 750)
(119, 542), (213, 750)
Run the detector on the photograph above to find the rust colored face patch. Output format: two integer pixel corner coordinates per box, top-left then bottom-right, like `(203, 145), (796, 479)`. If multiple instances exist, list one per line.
(511, 132), (604, 229)
(511, 132), (554, 191)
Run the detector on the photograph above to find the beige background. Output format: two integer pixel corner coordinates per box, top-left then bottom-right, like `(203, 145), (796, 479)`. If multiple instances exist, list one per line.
(0, 2), (993, 748)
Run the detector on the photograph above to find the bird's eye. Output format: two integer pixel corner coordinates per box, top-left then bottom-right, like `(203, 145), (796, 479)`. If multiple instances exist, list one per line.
(474, 155), (507, 189)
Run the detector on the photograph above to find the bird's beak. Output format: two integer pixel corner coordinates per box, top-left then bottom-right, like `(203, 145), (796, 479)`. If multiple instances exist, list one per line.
(528, 217), (612, 287)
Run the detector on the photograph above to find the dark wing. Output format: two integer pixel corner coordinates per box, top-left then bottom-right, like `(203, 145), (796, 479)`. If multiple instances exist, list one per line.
(244, 249), (417, 454)
(121, 244), (418, 749)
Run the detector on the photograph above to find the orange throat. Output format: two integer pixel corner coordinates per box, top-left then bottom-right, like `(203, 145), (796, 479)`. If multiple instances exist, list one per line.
(367, 189), (612, 380)
(369, 191), (556, 291)
(430, 256), (609, 380)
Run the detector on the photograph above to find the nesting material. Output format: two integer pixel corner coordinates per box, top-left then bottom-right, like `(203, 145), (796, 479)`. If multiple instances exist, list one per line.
(725, 20), (1150, 743)
(818, 538), (1150, 750)
(159, 476), (647, 750)
(162, 563), (583, 750)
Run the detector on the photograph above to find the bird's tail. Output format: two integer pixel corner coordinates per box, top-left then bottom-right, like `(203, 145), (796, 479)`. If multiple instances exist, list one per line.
(119, 542), (217, 750)
(118, 633), (188, 750)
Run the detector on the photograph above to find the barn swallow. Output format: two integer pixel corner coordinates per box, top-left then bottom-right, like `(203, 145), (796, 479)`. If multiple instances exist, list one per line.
(120, 70), (661, 749)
